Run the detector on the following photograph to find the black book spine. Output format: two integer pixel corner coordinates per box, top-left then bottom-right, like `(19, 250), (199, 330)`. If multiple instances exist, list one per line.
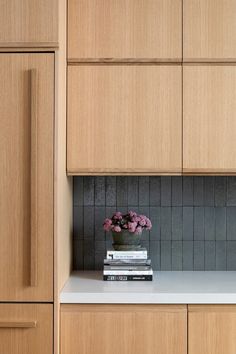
(103, 275), (153, 281)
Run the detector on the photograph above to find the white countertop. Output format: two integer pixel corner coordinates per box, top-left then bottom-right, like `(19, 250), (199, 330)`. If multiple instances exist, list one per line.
(60, 271), (236, 304)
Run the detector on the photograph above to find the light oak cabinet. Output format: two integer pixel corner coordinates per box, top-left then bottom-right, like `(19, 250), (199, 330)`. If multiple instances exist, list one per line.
(189, 305), (236, 354)
(183, 65), (236, 174)
(67, 65), (182, 175)
(184, 0), (236, 61)
(68, 0), (182, 61)
(0, 54), (54, 301)
(0, 0), (58, 47)
(61, 304), (187, 354)
(0, 304), (53, 354)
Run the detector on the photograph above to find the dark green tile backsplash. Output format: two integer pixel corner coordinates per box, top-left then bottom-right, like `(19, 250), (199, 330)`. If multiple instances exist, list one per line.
(73, 176), (236, 271)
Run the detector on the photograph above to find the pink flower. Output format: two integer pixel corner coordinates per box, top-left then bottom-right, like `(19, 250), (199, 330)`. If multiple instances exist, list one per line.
(129, 210), (137, 218)
(139, 217), (146, 227)
(128, 222), (137, 233)
(113, 211), (123, 220)
(132, 216), (141, 223)
(135, 226), (142, 235)
(113, 225), (121, 233)
(146, 219), (152, 230)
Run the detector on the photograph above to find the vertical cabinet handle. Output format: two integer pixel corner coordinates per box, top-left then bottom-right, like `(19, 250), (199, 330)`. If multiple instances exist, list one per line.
(30, 69), (38, 287)
(0, 321), (37, 328)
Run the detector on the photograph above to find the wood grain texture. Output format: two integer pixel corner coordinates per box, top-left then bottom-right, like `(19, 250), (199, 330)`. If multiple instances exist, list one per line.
(68, 0), (182, 60)
(0, 0), (58, 46)
(184, 0), (236, 60)
(189, 305), (236, 354)
(183, 65), (236, 172)
(0, 54), (54, 301)
(0, 304), (52, 354)
(67, 65), (182, 174)
(61, 304), (187, 354)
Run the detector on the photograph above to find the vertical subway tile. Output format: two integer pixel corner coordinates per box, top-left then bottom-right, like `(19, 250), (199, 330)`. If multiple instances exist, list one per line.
(172, 177), (183, 206)
(160, 241), (172, 270)
(216, 241), (226, 270)
(83, 177), (95, 206)
(227, 177), (236, 206)
(183, 241), (193, 270)
(172, 241), (183, 270)
(150, 177), (161, 206)
(105, 177), (116, 206)
(194, 207), (204, 240)
(227, 207), (236, 240)
(194, 241), (205, 270)
(183, 177), (193, 206)
(149, 241), (161, 271)
(95, 177), (105, 206)
(183, 207), (193, 240)
(116, 176), (128, 206)
(215, 177), (226, 206)
(73, 206), (83, 239)
(127, 176), (138, 206)
(204, 241), (216, 270)
(172, 207), (183, 240)
(73, 239), (84, 270)
(204, 207), (215, 240)
(94, 207), (106, 241)
(161, 207), (172, 240)
(150, 207), (161, 241)
(73, 177), (84, 206)
(161, 177), (171, 206)
(84, 240), (95, 270)
(227, 241), (236, 270)
(215, 207), (226, 240)
(138, 177), (150, 206)
(83, 206), (94, 239)
(204, 177), (215, 206)
(193, 177), (204, 206)
(95, 253), (105, 270)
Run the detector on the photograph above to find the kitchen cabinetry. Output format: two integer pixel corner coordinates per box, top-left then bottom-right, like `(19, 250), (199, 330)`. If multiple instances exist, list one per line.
(0, 304), (53, 354)
(61, 304), (187, 354)
(184, 0), (236, 61)
(183, 65), (236, 173)
(189, 305), (236, 354)
(67, 65), (182, 174)
(0, 53), (54, 301)
(0, 0), (58, 47)
(68, 0), (182, 61)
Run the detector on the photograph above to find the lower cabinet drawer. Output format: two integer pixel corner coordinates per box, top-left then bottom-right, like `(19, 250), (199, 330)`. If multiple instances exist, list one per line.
(61, 304), (187, 354)
(0, 304), (53, 354)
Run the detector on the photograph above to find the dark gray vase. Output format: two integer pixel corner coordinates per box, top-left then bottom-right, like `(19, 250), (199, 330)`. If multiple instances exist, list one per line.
(112, 230), (142, 251)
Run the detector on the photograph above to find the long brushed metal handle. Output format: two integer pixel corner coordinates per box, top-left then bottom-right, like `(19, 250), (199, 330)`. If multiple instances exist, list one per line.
(30, 69), (38, 287)
(0, 321), (37, 328)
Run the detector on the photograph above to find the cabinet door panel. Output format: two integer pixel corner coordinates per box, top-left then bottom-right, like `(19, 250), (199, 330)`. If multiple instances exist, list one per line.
(189, 305), (236, 354)
(184, 0), (236, 60)
(0, 0), (58, 46)
(183, 65), (236, 173)
(61, 305), (187, 354)
(0, 304), (53, 354)
(68, 0), (182, 60)
(0, 54), (54, 301)
(67, 65), (182, 174)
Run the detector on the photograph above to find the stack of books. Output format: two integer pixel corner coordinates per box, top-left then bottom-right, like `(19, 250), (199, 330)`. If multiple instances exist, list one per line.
(103, 248), (153, 281)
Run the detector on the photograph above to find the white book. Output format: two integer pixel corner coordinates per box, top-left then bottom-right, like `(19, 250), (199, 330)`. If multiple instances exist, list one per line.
(103, 270), (153, 276)
(107, 249), (147, 260)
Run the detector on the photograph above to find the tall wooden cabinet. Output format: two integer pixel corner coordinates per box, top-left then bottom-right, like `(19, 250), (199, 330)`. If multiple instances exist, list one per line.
(0, 54), (54, 301)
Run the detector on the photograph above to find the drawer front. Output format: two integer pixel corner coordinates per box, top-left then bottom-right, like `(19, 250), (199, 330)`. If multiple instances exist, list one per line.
(68, 0), (182, 60)
(67, 65), (182, 174)
(0, 304), (53, 354)
(0, 0), (58, 47)
(61, 304), (187, 354)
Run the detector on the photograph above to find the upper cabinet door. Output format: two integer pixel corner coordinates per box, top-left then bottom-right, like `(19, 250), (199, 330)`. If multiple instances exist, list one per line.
(189, 305), (236, 354)
(184, 0), (236, 61)
(67, 65), (182, 174)
(183, 65), (236, 173)
(0, 0), (58, 47)
(68, 0), (182, 61)
(0, 54), (54, 301)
